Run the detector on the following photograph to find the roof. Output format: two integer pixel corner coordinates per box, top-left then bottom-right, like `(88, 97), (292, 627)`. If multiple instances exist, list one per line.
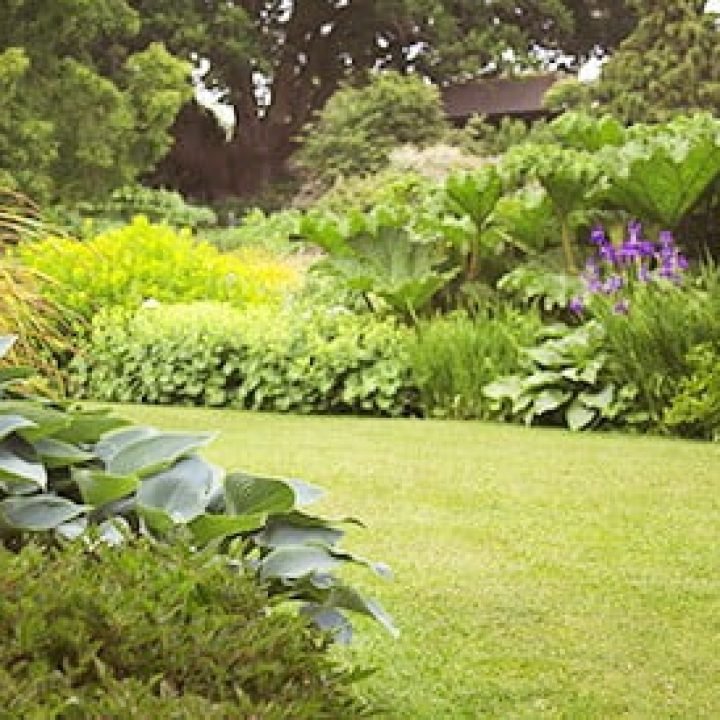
(441, 74), (562, 122)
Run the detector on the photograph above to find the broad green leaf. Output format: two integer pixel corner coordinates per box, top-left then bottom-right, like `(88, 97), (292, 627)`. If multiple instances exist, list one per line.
(0, 434), (46, 490)
(285, 478), (325, 506)
(32, 438), (93, 469)
(74, 469), (139, 507)
(94, 426), (159, 462)
(0, 401), (70, 440)
(579, 385), (615, 411)
(533, 389), (571, 416)
(189, 512), (265, 545)
(445, 168), (503, 230)
(136, 457), (217, 523)
(566, 400), (597, 431)
(54, 409), (129, 444)
(483, 375), (524, 401)
(259, 545), (341, 581)
(106, 432), (215, 477)
(300, 604), (353, 644)
(0, 414), (36, 440)
(225, 473), (296, 516)
(0, 495), (87, 531)
(254, 515), (344, 549)
(328, 584), (399, 639)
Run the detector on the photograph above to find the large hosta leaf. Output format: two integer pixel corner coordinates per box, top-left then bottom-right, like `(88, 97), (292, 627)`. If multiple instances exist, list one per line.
(254, 514), (344, 549)
(74, 469), (139, 507)
(225, 473), (296, 516)
(0, 415), (36, 440)
(32, 438), (93, 469)
(259, 545), (342, 581)
(0, 495), (86, 531)
(54, 408), (129, 444)
(0, 401), (69, 440)
(565, 400), (597, 432)
(0, 434), (46, 490)
(0, 335), (16, 359)
(105, 431), (215, 477)
(189, 512), (266, 545)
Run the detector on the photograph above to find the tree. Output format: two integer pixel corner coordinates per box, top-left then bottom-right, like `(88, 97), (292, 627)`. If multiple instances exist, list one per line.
(134, 0), (637, 200)
(593, 0), (720, 122)
(0, 0), (191, 203)
(294, 72), (448, 185)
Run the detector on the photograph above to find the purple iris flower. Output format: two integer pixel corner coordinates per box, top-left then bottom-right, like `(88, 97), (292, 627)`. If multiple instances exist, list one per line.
(613, 299), (630, 315)
(569, 296), (585, 315)
(590, 227), (607, 245)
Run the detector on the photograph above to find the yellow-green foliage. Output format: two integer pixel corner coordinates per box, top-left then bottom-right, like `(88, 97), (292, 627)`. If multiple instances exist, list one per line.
(21, 216), (300, 317)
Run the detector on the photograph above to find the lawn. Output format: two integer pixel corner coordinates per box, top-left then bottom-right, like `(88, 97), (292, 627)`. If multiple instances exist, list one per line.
(119, 405), (719, 719)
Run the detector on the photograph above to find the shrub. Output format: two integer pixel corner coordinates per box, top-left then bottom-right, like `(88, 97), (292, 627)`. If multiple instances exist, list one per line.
(664, 343), (720, 440)
(203, 207), (301, 253)
(0, 334), (396, 640)
(0, 541), (370, 718)
(408, 308), (540, 419)
(71, 302), (417, 416)
(20, 216), (300, 318)
(295, 71), (448, 185)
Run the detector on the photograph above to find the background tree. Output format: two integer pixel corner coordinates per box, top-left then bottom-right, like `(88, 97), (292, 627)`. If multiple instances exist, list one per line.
(135, 0), (637, 201)
(0, 0), (191, 203)
(593, 0), (720, 122)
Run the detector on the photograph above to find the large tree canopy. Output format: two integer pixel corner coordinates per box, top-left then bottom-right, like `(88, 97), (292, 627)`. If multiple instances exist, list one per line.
(0, 0), (191, 203)
(133, 0), (636, 200)
(593, 0), (720, 123)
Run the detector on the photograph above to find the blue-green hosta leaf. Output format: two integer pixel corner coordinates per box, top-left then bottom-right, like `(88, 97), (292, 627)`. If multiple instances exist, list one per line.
(578, 356), (606, 385)
(483, 375), (524, 401)
(94, 426), (160, 463)
(136, 457), (220, 524)
(259, 545), (341, 581)
(300, 605), (353, 644)
(225, 473), (296, 517)
(54, 409), (129, 444)
(106, 431), (215, 477)
(0, 495), (87, 531)
(579, 384), (615, 411)
(532, 389), (571, 416)
(0, 415), (36, 440)
(525, 345), (571, 368)
(0, 434), (46, 490)
(327, 584), (399, 639)
(74, 469), (139, 507)
(565, 400), (597, 431)
(0, 335), (17, 359)
(254, 515), (344, 549)
(189, 512), (266, 545)
(285, 478), (325, 506)
(55, 516), (88, 540)
(32, 438), (93, 469)
(0, 401), (70, 440)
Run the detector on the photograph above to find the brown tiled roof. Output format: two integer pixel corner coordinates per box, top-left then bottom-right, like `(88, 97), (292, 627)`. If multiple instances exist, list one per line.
(441, 74), (562, 121)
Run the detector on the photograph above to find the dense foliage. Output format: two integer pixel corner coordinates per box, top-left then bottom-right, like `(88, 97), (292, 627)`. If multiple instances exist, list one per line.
(0, 3), (190, 202)
(20, 217), (299, 318)
(0, 335), (396, 640)
(0, 541), (369, 718)
(72, 302), (415, 417)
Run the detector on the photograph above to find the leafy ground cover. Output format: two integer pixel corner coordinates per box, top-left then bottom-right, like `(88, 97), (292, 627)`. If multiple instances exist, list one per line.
(119, 405), (720, 719)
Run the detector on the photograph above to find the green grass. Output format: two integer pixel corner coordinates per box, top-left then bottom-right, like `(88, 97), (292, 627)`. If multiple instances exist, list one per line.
(117, 405), (720, 719)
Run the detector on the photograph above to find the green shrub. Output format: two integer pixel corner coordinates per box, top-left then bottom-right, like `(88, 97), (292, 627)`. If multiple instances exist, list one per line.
(0, 541), (370, 718)
(72, 302), (417, 416)
(0, 334), (396, 641)
(202, 208), (301, 253)
(664, 343), (720, 440)
(408, 308), (540, 419)
(20, 216), (300, 319)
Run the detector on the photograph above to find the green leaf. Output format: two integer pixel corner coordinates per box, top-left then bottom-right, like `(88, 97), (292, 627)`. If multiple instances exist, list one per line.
(259, 545), (341, 581)
(225, 473), (296, 516)
(579, 385), (615, 411)
(0, 495), (87, 531)
(566, 400), (597, 431)
(189, 512), (266, 545)
(0, 402), (70, 440)
(483, 375), (524, 401)
(0, 414), (36, 440)
(32, 438), (94, 469)
(54, 409), (129, 444)
(285, 478), (326, 506)
(74, 469), (139, 507)
(328, 584), (400, 639)
(254, 515), (344, 549)
(105, 431), (215, 477)
(0, 434), (46, 490)
(533, 389), (571, 416)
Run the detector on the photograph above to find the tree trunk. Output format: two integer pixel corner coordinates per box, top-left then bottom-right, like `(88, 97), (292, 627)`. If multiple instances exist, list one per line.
(150, 103), (295, 202)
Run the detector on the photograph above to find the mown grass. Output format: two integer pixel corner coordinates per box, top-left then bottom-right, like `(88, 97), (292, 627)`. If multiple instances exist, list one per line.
(118, 405), (720, 719)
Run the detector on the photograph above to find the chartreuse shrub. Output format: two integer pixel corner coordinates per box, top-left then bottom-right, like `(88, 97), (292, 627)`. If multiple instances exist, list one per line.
(71, 302), (416, 415)
(20, 216), (300, 318)
(407, 308), (540, 420)
(0, 541), (369, 718)
(0, 335), (396, 642)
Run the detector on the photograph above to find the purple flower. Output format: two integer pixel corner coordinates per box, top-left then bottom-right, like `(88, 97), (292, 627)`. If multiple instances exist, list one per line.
(590, 226), (607, 245)
(602, 275), (624, 294)
(569, 296), (585, 314)
(613, 299), (630, 315)
(659, 230), (674, 247)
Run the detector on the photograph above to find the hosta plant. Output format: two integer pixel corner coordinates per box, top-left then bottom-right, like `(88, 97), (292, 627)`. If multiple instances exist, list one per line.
(483, 322), (636, 431)
(0, 336), (396, 642)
